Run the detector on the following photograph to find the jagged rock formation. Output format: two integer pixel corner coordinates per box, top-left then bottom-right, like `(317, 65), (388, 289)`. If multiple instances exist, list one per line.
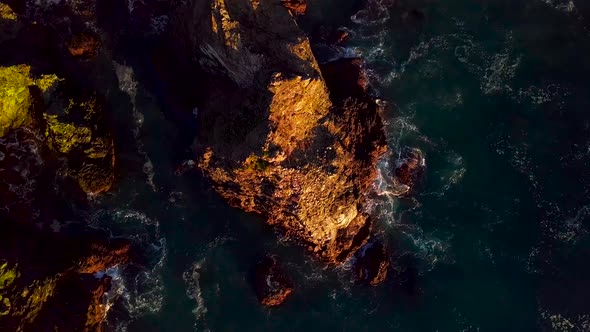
(171, 0), (387, 263)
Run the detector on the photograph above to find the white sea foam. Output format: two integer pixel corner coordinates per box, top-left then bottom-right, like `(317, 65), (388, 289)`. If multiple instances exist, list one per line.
(114, 62), (158, 192)
(90, 208), (166, 329)
(538, 307), (590, 331)
(516, 84), (570, 107)
(539, 0), (577, 14)
(350, 0), (392, 26)
(183, 259), (208, 321)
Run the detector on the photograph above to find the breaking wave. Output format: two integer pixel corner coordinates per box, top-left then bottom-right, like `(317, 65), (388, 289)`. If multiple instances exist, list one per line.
(90, 208), (166, 330)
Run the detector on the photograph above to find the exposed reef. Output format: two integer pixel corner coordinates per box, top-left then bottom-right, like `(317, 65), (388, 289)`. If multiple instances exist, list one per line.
(254, 256), (294, 306)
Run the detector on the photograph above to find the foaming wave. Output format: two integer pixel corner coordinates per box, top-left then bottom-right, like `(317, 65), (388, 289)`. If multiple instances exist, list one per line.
(538, 306), (590, 332)
(114, 62), (158, 192)
(539, 0), (577, 14)
(0, 128), (44, 217)
(351, 0), (393, 26)
(428, 151), (466, 197)
(516, 84), (571, 107)
(90, 208), (166, 329)
(182, 236), (235, 326)
(183, 260), (208, 321)
(368, 156), (455, 272)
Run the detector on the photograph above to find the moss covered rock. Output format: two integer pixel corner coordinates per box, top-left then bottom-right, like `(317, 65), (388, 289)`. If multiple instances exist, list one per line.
(0, 65), (60, 137)
(44, 95), (115, 194)
(0, 260), (58, 329)
(44, 114), (93, 154)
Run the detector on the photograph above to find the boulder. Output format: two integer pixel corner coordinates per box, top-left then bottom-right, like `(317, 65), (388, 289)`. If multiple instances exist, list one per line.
(352, 240), (389, 286)
(254, 256), (293, 306)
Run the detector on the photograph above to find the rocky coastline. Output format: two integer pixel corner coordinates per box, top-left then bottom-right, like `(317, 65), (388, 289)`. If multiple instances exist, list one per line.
(0, 0), (400, 328)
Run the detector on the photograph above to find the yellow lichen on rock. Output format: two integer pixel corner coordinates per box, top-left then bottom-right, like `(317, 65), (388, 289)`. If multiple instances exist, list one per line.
(267, 74), (331, 156)
(44, 114), (93, 154)
(0, 262), (19, 317)
(0, 65), (61, 137)
(13, 276), (59, 329)
(0, 65), (36, 137)
(0, 3), (17, 20)
(0, 261), (58, 325)
(0, 262), (19, 289)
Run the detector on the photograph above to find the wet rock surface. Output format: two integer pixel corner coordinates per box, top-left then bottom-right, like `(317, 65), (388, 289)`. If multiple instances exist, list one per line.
(253, 256), (294, 306)
(394, 147), (425, 195)
(352, 240), (389, 286)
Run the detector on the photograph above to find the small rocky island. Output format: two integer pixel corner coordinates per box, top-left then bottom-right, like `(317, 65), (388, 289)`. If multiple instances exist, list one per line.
(0, 0), (398, 327)
(176, 0), (387, 264)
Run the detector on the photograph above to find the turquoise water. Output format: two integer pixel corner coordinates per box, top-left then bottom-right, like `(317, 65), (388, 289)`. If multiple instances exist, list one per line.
(94, 0), (590, 330)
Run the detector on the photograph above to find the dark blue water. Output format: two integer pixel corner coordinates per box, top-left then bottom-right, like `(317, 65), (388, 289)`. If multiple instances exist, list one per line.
(94, 1), (590, 330)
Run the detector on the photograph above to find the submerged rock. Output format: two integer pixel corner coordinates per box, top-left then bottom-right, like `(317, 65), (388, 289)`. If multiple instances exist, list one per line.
(0, 65), (59, 137)
(352, 240), (389, 285)
(394, 147), (425, 195)
(254, 256), (293, 306)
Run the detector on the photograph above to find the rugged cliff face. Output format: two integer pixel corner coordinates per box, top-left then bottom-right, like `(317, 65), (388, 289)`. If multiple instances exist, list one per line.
(171, 0), (387, 263)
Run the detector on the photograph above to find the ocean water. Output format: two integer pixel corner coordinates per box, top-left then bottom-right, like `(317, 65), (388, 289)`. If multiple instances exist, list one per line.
(91, 0), (590, 331)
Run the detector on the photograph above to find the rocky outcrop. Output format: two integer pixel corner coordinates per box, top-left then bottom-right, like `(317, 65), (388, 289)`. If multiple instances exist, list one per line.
(254, 256), (293, 306)
(172, 0), (387, 264)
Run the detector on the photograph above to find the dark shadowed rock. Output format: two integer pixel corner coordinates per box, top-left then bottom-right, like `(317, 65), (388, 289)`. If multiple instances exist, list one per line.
(319, 57), (369, 103)
(254, 256), (293, 306)
(66, 31), (100, 58)
(353, 240), (389, 285)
